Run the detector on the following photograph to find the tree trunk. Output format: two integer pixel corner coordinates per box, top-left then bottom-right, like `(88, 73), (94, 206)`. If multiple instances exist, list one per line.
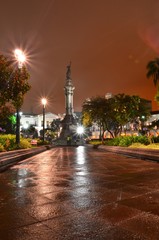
(16, 108), (20, 145)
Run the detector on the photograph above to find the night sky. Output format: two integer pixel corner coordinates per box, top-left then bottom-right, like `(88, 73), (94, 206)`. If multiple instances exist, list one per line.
(1, 0), (159, 114)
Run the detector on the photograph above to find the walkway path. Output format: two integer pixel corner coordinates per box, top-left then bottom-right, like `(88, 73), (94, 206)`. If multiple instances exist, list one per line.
(0, 146), (159, 239)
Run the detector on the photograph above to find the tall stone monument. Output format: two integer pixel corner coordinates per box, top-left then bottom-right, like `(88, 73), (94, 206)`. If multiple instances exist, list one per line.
(60, 63), (77, 142)
(64, 63), (75, 118)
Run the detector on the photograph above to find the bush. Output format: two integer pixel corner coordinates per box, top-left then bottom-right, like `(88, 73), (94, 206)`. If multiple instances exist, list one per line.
(104, 135), (150, 147)
(132, 135), (150, 145)
(0, 135), (32, 151)
(118, 137), (132, 147)
(37, 139), (50, 146)
(151, 136), (159, 143)
(104, 137), (121, 146)
(0, 143), (5, 152)
(0, 134), (16, 151)
(19, 138), (32, 149)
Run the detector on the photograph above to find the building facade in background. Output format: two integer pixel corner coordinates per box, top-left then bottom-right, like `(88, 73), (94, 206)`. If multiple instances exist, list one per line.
(20, 112), (59, 136)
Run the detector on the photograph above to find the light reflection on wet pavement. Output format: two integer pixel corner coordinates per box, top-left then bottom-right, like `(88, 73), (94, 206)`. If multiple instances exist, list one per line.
(1, 146), (159, 239)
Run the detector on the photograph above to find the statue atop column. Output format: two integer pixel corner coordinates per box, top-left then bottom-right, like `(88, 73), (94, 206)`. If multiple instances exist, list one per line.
(66, 62), (71, 79)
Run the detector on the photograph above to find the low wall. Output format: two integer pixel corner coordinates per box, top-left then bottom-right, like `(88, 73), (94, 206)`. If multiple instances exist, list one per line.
(0, 146), (49, 172)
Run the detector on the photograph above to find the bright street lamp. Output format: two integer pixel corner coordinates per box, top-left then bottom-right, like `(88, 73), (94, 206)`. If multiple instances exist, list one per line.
(41, 98), (47, 142)
(76, 125), (85, 146)
(14, 49), (26, 68)
(14, 49), (26, 145)
(77, 126), (84, 135)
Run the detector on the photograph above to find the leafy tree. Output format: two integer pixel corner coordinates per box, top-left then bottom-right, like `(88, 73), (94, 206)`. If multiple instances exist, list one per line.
(0, 55), (13, 105)
(112, 94), (150, 136)
(0, 54), (31, 139)
(0, 105), (16, 134)
(51, 118), (61, 132)
(0, 54), (31, 111)
(21, 125), (38, 138)
(10, 66), (30, 109)
(11, 66), (31, 144)
(82, 94), (150, 138)
(0, 55), (16, 132)
(82, 97), (105, 139)
(82, 111), (92, 127)
(82, 96), (113, 140)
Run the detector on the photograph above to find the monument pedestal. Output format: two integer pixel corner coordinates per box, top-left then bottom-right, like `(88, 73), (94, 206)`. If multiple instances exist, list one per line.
(59, 114), (77, 145)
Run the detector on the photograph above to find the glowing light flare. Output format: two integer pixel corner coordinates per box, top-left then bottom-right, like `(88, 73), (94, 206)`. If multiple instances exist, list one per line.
(23, 123), (29, 129)
(14, 49), (26, 68)
(77, 126), (84, 135)
(41, 98), (47, 106)
(139, 25), (159, 54)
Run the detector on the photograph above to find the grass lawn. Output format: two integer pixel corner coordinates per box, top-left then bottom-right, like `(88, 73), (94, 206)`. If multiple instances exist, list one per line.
(129, 143), (159, 150)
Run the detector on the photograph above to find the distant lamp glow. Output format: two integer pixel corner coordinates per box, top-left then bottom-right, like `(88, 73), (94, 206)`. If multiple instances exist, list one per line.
(77, 126), (84, 135)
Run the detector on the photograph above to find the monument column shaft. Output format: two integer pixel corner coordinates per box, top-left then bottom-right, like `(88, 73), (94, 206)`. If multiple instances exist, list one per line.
(65, 87), (74, 115)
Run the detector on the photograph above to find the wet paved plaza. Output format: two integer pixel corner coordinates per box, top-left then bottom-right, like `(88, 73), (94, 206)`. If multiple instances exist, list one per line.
(1, 146), (159, 239)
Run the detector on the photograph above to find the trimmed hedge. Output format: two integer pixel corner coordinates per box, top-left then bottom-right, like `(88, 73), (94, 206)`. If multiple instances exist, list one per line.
(104, 135), (150, 147)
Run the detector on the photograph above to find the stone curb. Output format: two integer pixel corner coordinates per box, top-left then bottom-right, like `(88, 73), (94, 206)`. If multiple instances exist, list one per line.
(0, 146), (50, 172)
(99, 145), (159, 162)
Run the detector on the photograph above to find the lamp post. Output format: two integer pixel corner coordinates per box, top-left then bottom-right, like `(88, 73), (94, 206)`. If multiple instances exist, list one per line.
(41, 98), (47, 143)
(14, 49), (26, 145)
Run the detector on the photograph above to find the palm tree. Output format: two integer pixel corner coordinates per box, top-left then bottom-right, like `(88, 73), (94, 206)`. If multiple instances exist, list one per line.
(147, 58), (159, 86)
(147, 58), (159, 102)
